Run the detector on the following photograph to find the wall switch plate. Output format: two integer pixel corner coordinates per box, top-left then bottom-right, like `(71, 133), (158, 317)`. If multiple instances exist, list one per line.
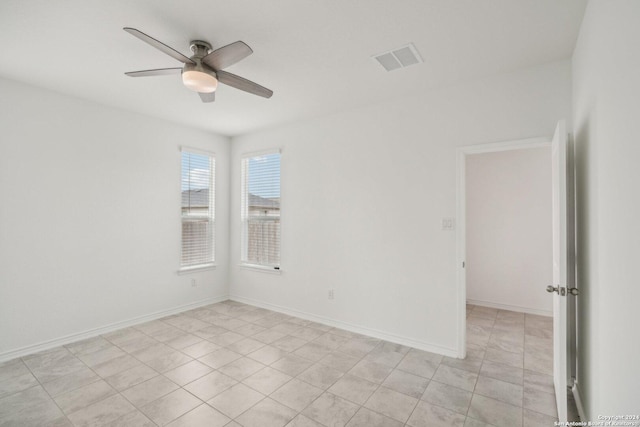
(442, 218), (455, 230)
(328, 289), (335, 300)
(191, 279), (197, 287)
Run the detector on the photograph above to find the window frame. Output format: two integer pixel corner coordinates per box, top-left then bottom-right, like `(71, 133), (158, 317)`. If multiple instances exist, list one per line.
(240, 148), (282, 272)
(178, 146), (216, 273)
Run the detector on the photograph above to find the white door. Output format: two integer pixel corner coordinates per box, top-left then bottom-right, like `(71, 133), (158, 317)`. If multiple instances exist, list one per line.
(550, 119), (573, 422)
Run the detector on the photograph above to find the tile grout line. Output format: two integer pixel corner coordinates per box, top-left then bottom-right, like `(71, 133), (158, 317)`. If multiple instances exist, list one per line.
(17, 355), (76, 426)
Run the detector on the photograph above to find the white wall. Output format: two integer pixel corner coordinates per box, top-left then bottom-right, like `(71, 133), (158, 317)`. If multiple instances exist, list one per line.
(466, 147), (552, 315)
(572, 0), (640, 417)
(0, 78), (230, 359)
(229, 60), (571, 355)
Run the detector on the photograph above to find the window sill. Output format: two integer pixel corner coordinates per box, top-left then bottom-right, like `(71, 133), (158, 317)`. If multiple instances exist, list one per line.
(177, 263), (216, 275)
(239, 263), (282, 275)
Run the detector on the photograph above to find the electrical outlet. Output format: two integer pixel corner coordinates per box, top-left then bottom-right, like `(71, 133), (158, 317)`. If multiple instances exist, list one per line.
(191, 279), (197, 287)
(328, 289), (334, 300)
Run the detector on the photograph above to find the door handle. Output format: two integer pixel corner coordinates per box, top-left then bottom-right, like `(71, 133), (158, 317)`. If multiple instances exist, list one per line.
(546, 285), (566, 296)
(567, 287), (579, 296)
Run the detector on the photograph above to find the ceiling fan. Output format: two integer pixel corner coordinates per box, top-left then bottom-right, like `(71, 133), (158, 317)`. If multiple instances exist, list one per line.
(123, 27), (273, 103)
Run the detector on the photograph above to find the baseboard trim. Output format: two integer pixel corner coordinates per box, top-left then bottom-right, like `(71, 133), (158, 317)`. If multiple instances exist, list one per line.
(572, 382), (587, 422)
(467, 299), (552, 317)
(0, 295), (229, 363)
(230, 294), (458, 358)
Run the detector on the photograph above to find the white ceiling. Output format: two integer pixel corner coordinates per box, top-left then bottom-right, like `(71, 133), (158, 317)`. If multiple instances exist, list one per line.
(0, 0), (586, 136)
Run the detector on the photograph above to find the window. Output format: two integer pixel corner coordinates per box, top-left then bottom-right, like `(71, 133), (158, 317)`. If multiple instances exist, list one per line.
(181, 149), (215, 269)
(241, 150), (281, 269)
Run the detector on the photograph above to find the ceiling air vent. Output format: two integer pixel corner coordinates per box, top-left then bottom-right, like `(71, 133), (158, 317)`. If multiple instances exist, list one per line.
(372, 43), (423, 72)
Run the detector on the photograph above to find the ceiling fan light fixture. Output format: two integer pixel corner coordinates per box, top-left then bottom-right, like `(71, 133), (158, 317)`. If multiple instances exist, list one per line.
(182, 68), (218, 93)
(182, 70), (218, 93)
(123, 28), (273, 102)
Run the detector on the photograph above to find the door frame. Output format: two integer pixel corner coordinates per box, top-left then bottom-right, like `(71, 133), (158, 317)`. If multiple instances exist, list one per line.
(455, 137), (550, 358)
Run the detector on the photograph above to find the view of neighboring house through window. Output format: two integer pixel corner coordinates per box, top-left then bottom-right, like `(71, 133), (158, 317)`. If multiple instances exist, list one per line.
(241, 150), (281, 269)
(181, 149), (215, 268)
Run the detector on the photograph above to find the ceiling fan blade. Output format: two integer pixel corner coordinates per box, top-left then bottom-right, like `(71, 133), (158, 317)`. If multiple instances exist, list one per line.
(198, 92), (216, 103)
(202, 41), (253, 71)
(123, 27), (194, 65)
(217, 70), (273, 98)
(125, 68), (182, 77)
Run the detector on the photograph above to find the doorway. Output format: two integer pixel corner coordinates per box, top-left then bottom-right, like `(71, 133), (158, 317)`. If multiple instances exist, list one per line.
(465, 146), (553, 316)
(456, 138), (561, 420)
(456, 138), (551, 358)
(455, 132), (579, 422)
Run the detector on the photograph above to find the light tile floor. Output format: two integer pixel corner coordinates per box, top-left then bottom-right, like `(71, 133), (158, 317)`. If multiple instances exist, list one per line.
(0, 301), (562, 426)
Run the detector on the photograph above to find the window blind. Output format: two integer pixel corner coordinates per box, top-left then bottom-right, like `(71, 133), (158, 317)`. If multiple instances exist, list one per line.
(241, 150), (281, 268)
(181, 149), (215, 267)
